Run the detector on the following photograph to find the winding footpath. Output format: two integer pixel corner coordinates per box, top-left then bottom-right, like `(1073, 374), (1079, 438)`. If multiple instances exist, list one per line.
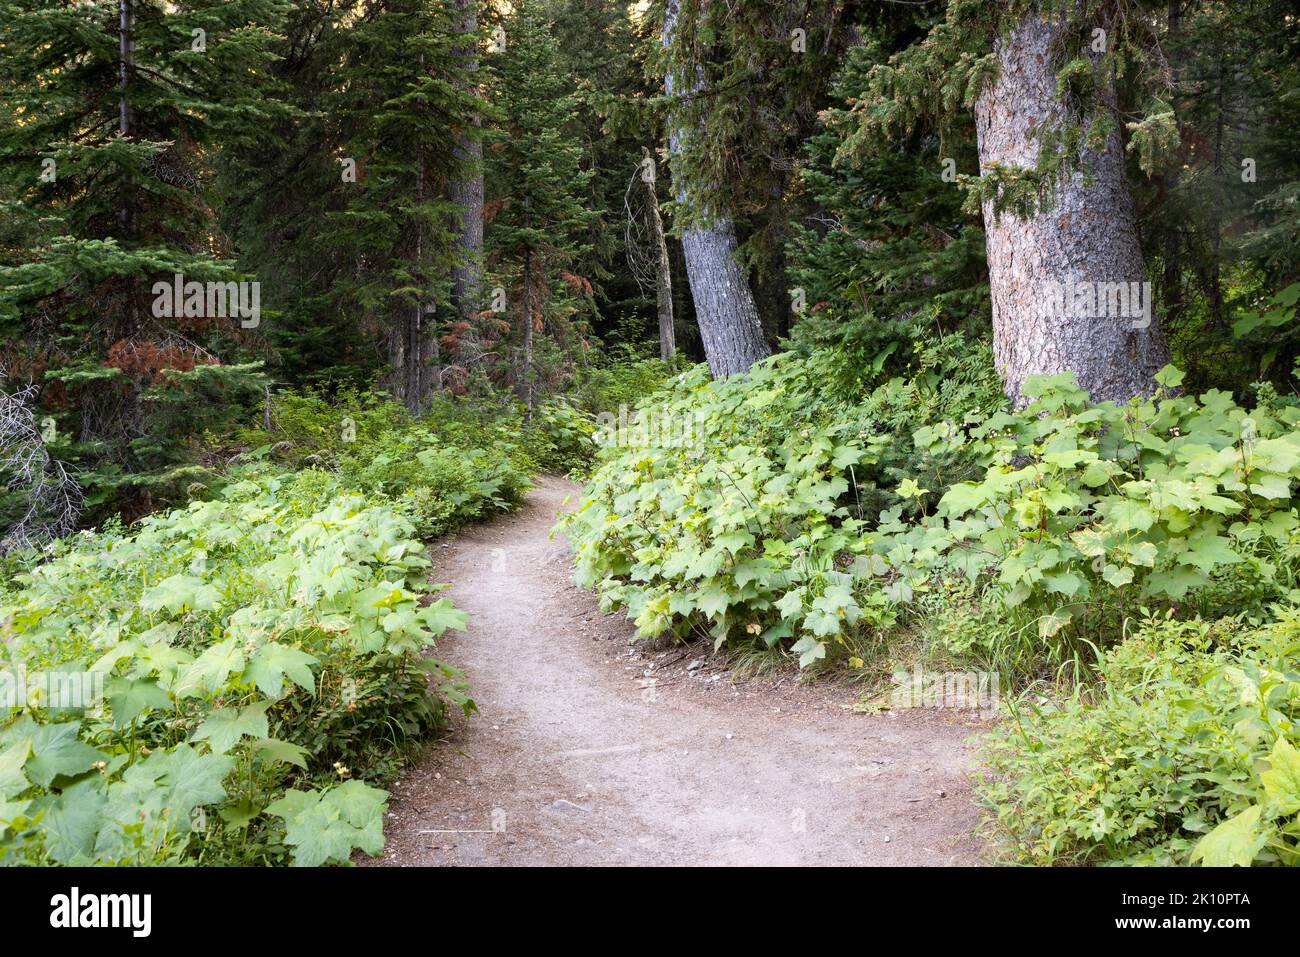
(364, 476), (986, 866)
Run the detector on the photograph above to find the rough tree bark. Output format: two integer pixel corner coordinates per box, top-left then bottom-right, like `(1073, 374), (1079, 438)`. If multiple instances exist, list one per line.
(448, 0), (484, 323)
(974, 6), (1171, 406)
(662, 0), (770, 378)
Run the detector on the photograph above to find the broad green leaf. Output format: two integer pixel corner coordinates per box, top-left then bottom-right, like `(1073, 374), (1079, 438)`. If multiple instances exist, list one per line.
(0, 797), (31, 826)
(175, 638), (246, 698)
(1190, 805), (1264, 867)
(149, 745), (234, 832)
(252, 737), (310, 770)
(1155, 365), (1186, 389)
(1043, 571), (1086, 598)
(790, 635), (826, 668)
(1107, 500), (1156, 533)
(1101, 564), (1134, 588)
(266, 780), (388, 867)
(140, 574), (222, 614)
(417, 598), (468, 636)
(1144, 566), (1208, 600)
(193, 701), (270, 755)
(0, 739), (31, 799)
(218, 797), (262, 830)
(1261, 737), (1300, 816)
(774, 588), (805, 620)
(696, 582), (732, 619)
(1180, 530), (1241, 574)
(1248, 473), (1291, 500)
(244, 642), (318, 699)
(41, 778), (108, 865)
(25, 721), (106, 787)
(105, 676), (172, 730)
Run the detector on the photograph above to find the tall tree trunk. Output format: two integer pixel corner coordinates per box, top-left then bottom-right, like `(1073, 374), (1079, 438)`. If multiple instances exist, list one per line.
(407, 132), (426, 414)
(643, 151), (676, 361)
(521, 246), (534, 415)
(449, 0), (484, 324)
(1207, 43), (1227, 334)
(669, 233), (696, 359)
(662, 0), (770, 378)
(1162, 0), (1185, 331)
(974, 5), (1171, 406)
(406, 300), (421, 413)
(387, 316), (406, 406)
(117, 0), (132, 155)
(117, 0), (137, 342)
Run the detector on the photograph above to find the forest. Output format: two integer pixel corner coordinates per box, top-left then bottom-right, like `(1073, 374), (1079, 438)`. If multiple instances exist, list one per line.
(0, 0), (1299, 879)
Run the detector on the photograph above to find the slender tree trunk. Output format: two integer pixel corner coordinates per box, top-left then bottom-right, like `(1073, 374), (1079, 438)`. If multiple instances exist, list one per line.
(521, 246), (534, 415)
(1207, 45), (1227, 333)
(117, 0), (131, 146)
(662, 0), (770, 378)
(117, 0), (137, 341)
(449, 0), (484, 324)
(973, 5), (1171, 406)
(387, 318), (406, 406)
(643, 151), (676, 361)
(407, 132), (426, 414)
(407, 301), (421, 412)
(1162, 0), (1185, 330)
(669, 234), (696, 358)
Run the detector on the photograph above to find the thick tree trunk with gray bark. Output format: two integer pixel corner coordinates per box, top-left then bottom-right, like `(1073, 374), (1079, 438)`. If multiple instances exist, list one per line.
(449, 0), (484, 322)
(663, 0), (770, 378)
(974, 7), (1171, 406)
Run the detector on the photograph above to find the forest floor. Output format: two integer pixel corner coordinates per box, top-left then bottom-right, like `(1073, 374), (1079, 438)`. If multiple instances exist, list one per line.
(363, 476), (988, 866)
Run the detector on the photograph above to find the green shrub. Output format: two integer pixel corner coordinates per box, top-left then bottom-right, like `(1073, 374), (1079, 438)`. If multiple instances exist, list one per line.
(882, 366), (1300, 653)
(572, 351), (676, 415)
(336, 426), (531, 537)
(565, 337), (1300, 683)
(979, 612), (1300, 866)
(244, 386), (409, 469)
(0, 473), (470, 866)
(561, 344), (995, 666)
(523, 398), (598, 474)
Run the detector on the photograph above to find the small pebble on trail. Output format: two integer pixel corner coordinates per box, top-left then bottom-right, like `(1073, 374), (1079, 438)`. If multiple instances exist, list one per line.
(551, 799), (590, 813)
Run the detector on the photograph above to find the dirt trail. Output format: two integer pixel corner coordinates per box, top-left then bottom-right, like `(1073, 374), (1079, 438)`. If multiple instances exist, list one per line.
(366, 476), (986, 866)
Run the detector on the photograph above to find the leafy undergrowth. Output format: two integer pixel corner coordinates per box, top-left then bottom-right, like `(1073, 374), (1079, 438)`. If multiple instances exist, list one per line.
(243, 353), (673, 484)
(0, 356), (671, 866)
(981, 613), (1300, 866)
(0, 387), (543, 866)
(564, 325), (1300, 865)
(0, 474), (471, 865)
(561, 338), (1002, 667)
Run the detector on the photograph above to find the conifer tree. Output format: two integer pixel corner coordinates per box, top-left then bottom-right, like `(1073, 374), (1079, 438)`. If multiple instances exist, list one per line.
(659, 0), (770, 378)
(837, 0), (1176, 405)
(218, 0), (481, 410)
(547, 0), (661, 351)
(448, 0), (486, 327)
(331, 0), (481, 410)
(785, 34), (988, 370)
(0, 0), (283, 513)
